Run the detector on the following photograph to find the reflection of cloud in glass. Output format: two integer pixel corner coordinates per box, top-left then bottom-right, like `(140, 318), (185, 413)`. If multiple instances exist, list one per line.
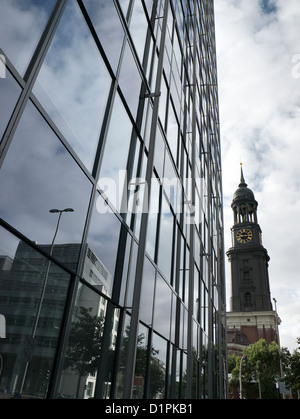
(118, 41), (143, 118)
(118, 0), (130, 18)
(87, 198), (121, 293)
(153, 274), (172, 339)
(130, 1), (148, 66)
(98, 93), (133, 212)
(0, 0), (56, 75)
(146, 177), (160, 259)
(140, 258), (155, 325)
(33, 0), (112, 171)
(82, 0), (124, 73)
(157, 200), (174, 282)
(152, 332), (167, 369)
(0, 69), (21, 142)
(0, 100), (92, 249)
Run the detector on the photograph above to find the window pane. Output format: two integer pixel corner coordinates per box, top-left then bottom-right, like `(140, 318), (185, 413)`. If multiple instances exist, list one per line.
(166, 100), (179, 162)
(140, 257), (155, 325)
(0, 100), (92, 267)
(33, 0), (112, 171)
(119, 234), (132, 306)
(133, 323), (149, 399)
(0, 0), (56, 75)
(0, 226), (72, 399)
(118, 0), (130, 20)
(149, 332), (167, 399)
(146, 176), (160, 260)
(0, 70), (21, 144)
(170, 293), (177, 344)
(130, 1), (148, 66)
(87, 194), (121, 295)
(98, 93), (133, 214)
(153, 274), (172, 339)
(157, 195), (174, 282)
(116, 314), (131, 398)
(158, 76), (168, 128)
(118, 41), (143, 119)
(60, 283), (120, 399)
(83, 0), (124, 73)
(153, 126), (165, 179)
(123, 239), (138, 310)
(179, 304), (188, 350)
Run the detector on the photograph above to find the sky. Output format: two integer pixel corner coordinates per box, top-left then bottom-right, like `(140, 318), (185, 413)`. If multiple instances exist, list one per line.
(214, 0), (300, 352)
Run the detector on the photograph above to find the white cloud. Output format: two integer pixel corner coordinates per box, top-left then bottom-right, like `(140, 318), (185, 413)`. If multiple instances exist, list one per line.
(215, 0), (300, 351)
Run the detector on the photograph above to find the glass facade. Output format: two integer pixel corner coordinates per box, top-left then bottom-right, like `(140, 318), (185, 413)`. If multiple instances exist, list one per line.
(0, 0), (226, 399)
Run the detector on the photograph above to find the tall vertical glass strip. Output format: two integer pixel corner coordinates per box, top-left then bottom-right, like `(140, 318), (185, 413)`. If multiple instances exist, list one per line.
(0, 0), (227, 399)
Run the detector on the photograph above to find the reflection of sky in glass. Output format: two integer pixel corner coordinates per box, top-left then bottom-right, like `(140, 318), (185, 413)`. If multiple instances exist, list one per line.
(83, 0), (124, 74)
(0, 70), (21, 143)
(118, 0), (130, 19)
(152, 332), (167, 369)
(118, 41), (143, 119)
(153, 274), (172, 338)
(140, 257), (155, 325)
(130, 1), (148, 66)
(0, 100), (92, 250)
(0, 0), (56, 75)
(157, 197), (174, 282)
(87, 195), (121, 294)
(98, 93), (133, 212)
(146, 177), (160, 259)
(33, 0), (112, 171)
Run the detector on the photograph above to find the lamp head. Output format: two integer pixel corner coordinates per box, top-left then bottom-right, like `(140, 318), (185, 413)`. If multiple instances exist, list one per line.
(49, 208), (74, 213)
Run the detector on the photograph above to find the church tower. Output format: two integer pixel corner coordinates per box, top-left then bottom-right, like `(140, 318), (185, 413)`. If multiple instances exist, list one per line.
(226, 164), (280, 355)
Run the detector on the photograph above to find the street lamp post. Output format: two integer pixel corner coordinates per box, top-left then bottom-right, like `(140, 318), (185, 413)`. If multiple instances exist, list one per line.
(273, 298), (283, 375)
(239, 354), (245, 399)
(273, 297), (284, 398)
(19, 208), (74, 395)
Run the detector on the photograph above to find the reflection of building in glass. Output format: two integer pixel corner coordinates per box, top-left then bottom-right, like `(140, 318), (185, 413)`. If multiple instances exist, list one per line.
(0, 0), (227, 399)
(82, 245), (112, 292)
(0, 241), (117, 399)
(0, 241), (71, 397)
(0, 256), (13, 271)
(39, 243), (112, 293)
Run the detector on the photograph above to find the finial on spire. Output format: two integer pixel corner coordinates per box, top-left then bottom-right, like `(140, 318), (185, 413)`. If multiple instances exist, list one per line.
(239, 162), (247, 187)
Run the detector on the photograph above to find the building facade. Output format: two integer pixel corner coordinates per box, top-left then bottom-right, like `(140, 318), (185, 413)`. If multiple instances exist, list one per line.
(226, 166), (280, 356)
(0, 0), (226, 399)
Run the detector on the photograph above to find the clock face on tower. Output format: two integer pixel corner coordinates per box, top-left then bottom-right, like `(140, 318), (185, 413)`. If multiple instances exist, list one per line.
(236, 228), (253, 244)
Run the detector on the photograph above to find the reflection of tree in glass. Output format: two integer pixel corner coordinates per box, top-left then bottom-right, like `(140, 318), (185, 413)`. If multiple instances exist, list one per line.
(120, 325), (165, 399)
(182, 346), (209, 398)
(64, 307), (104, 397)
(149, 355), (165, 399)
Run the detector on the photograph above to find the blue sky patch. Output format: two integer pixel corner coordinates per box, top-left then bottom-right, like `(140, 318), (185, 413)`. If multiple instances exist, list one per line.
(260, 0), (277, 14)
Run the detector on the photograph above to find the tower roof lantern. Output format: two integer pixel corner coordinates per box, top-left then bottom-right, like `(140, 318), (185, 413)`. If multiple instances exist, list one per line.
(232, 163), (256, 203)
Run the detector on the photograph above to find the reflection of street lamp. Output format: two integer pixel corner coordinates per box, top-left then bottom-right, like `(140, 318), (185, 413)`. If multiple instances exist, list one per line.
(20, 208), (74, 394)
(32, 208), (74, 336)
(48, 208), (74, 255)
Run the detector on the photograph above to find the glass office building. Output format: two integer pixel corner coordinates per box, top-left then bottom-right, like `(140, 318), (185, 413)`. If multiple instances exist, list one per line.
(0, 0), (226, 399)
